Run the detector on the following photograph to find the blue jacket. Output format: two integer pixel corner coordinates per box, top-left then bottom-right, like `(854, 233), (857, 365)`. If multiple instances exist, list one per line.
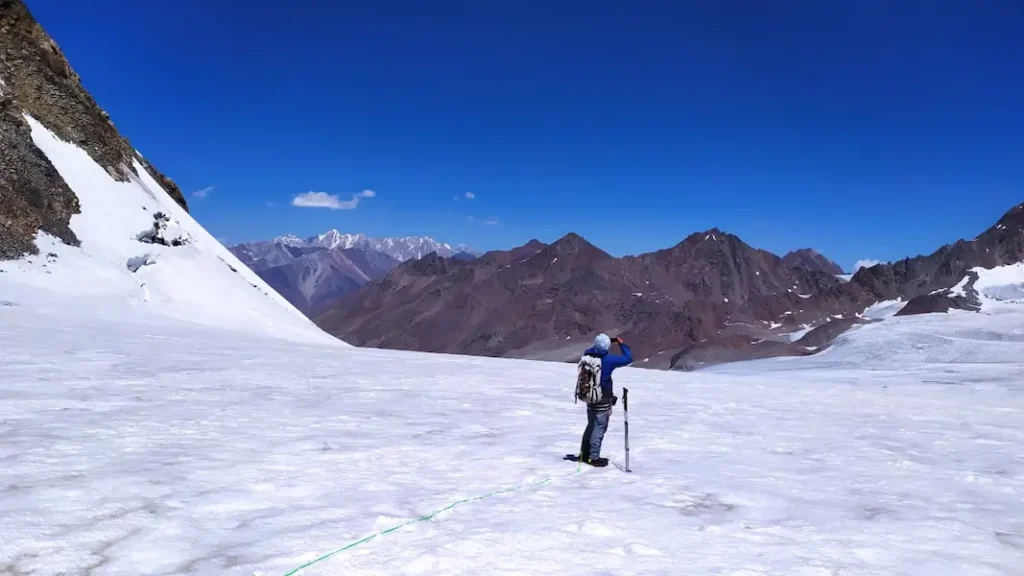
(583, 342), (633, 404)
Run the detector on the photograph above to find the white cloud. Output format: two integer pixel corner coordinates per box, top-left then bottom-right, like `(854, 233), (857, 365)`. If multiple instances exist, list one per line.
(192, 185), (214, 199)
(482, 219), (499, 226)
(854, 259), (882, 271)
(292, 190), (376, 210)
(465, 192), (476, 199)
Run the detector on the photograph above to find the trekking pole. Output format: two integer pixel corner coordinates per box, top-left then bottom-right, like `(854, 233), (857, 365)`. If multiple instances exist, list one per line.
(623, 388), (631, 473)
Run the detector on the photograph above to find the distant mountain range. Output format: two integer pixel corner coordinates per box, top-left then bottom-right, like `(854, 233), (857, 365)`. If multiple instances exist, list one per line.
(273, 230), (474, 262)
(314, 201), (1024, 370)
(230, 231), (477, 315)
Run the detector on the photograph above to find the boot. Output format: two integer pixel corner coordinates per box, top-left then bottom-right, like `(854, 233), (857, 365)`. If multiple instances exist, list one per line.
(586, 457), (609, 467)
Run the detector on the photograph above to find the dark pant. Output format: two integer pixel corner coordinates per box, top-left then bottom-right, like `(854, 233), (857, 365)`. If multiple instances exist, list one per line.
(580, 406), (612, 460)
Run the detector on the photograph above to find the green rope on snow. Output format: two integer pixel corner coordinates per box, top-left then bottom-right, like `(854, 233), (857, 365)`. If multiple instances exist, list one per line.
(283, 460), (583, 576)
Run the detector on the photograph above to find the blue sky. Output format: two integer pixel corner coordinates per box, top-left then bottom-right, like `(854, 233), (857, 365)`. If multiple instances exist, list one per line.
(26, 0), (1023, 271)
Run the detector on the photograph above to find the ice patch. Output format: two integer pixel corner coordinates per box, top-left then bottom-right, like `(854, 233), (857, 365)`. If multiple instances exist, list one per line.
(862, 298), (905, 320)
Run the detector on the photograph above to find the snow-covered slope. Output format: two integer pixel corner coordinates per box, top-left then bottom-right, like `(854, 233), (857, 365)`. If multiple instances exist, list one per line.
(965, 262), (1024, 309)
(2, 300), (1022, 575)
(0, 115), (340, 345)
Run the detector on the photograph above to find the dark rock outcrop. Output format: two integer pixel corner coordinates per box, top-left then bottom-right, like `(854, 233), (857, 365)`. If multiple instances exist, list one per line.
(0, 97), (80, 258)
(795, 316), (875, 349)
(0, 0), (187, 259)
(896, 271), (982, 316)
(136, 212), (190, 247)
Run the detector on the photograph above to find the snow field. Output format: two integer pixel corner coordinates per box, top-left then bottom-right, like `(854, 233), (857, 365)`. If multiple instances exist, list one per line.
(1, 305), (1022, 575)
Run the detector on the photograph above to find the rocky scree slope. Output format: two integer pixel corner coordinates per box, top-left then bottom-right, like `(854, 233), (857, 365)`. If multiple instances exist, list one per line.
(0, 0), (187, 260)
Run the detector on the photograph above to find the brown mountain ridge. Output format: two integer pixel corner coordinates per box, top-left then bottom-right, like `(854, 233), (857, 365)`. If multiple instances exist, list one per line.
(316, 201), (1023, 370)
(316, 227), (863, 367)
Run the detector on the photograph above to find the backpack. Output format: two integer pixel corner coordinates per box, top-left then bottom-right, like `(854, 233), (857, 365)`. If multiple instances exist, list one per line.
(575, 355), (603, 405)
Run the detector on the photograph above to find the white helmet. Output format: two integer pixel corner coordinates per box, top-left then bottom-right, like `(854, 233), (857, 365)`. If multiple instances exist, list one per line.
(594, 333), (611, 351)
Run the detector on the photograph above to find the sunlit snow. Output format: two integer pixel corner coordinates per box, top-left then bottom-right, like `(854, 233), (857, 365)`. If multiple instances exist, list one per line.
(3, 299), (1024, 575)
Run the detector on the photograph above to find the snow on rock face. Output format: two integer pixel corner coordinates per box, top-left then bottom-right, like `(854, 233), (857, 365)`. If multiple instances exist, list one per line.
(972, 263), (1024, 305)
(0, 114), (340, 345)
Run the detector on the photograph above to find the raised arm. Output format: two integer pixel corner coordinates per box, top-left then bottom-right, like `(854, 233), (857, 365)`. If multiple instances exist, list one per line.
(605, 339), (633, 369)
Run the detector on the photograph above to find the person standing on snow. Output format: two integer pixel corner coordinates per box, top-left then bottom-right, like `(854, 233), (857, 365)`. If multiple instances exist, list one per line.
(579, 333), (633, 467)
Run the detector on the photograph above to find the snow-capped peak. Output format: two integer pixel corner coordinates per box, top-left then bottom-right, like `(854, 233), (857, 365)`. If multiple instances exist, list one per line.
(306, 230), (367, 250)
(273, 234), (305, 247)
(262, 230), (468, 262)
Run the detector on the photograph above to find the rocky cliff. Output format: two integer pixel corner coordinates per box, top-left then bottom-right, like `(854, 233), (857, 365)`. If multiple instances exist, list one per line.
(0, 0), (187, 259)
